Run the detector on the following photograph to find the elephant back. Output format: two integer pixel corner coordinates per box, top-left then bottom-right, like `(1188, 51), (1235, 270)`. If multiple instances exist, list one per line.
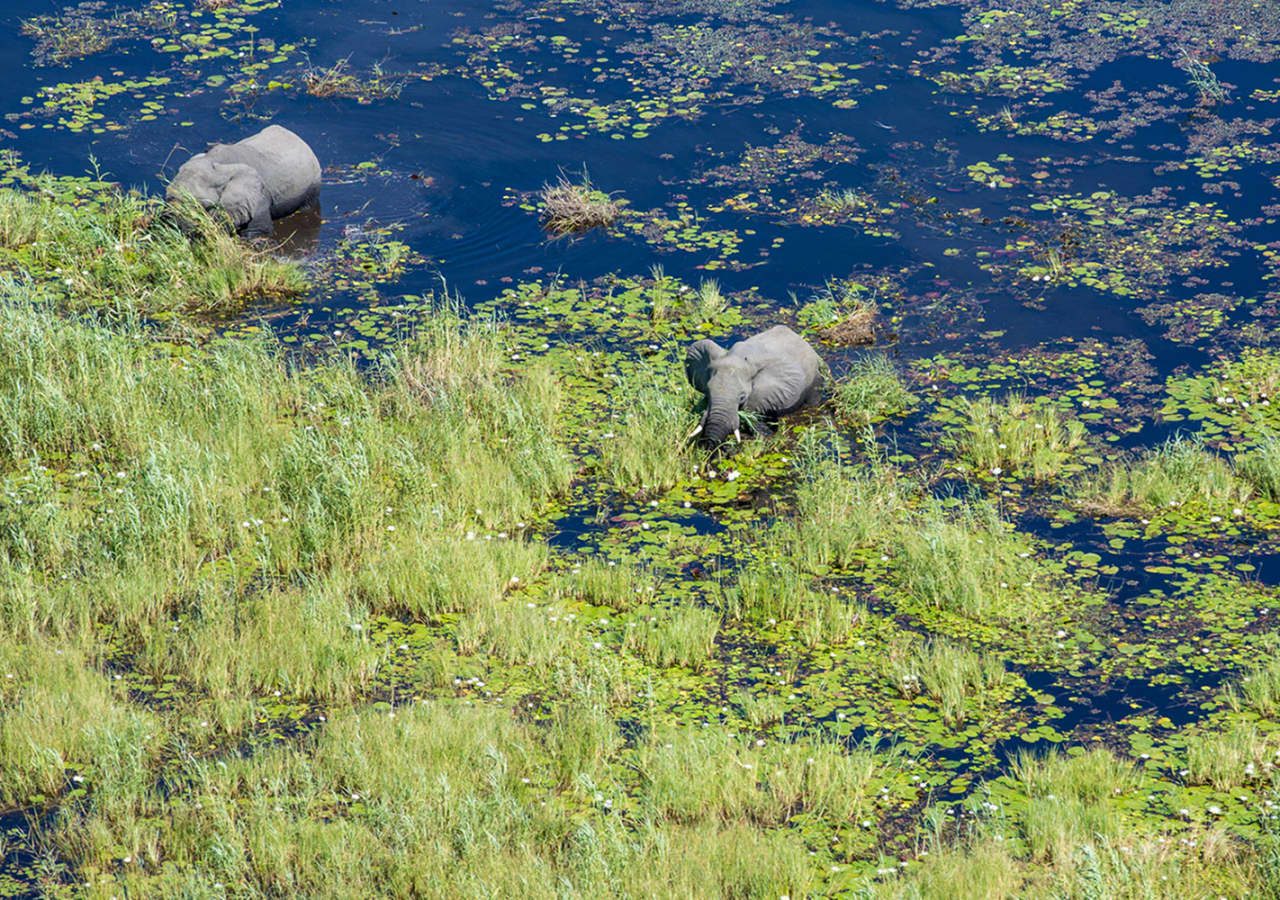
(220, 125), (321, 219)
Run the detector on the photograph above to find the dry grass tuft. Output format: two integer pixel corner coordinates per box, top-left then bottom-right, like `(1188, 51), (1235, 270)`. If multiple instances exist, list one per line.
(539, 170), (621, 235)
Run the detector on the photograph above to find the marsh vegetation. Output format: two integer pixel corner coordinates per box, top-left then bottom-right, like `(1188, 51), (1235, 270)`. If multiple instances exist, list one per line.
(4, 0), (1280, 894)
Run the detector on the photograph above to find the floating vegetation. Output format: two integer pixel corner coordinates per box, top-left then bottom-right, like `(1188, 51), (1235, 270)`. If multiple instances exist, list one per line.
(538, 170), (622, 235)
(301, 56), (406, 103)
(797, 279), (880, 346)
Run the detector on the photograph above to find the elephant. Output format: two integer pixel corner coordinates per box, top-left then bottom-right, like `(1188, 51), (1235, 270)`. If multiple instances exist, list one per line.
(165, 125), (321, 237)
(684, 325), (823, 445)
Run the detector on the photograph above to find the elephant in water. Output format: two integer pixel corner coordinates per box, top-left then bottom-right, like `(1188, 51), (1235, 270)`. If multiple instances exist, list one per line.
(685, 325), (823, 445)
(166, 125), (321, 237)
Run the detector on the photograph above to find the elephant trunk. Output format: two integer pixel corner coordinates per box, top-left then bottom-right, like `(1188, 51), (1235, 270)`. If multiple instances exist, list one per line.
(701, 396), (740, 446)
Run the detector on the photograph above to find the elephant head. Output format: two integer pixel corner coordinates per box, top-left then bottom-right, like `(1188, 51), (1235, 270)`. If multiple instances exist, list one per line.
(165, 156), (271, 235)
(685, 339), (748, 445)
(685, 326), (823, 446)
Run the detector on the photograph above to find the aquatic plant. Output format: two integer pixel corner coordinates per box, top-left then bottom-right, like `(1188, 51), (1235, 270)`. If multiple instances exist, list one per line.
(796, 279), (879, 345)
(894, 501), (1056, 623)
(1077, 436), (1251, 515)
(833, 353), (915, 425)
(623, 604), (720, 670)
(301, 56), (406, 103)
(539, 169), (621, 235)
(951, 394), (1087, 482)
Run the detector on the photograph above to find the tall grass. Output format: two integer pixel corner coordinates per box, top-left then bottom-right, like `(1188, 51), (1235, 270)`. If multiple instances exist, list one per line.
(718, 562), (857, 647)
(1078, 436), (1251, 513)
(636, 729), (891, 826)
(894, 501), (1054, 622)
(1011, 749), (1137, 863)
(881, 636), (1006, 726)
(0, 189), (304, 315)
(834, 353), (914, 425)
(623, 604), (720, 670)
(0, 295), (572, 724)
(952, 394), (1086, 481)
(596, 360), (696, 496)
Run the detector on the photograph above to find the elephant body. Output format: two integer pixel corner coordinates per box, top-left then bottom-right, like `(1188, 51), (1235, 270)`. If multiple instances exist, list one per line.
(685, 325), (823, 445)
(166, 125), (321, 237)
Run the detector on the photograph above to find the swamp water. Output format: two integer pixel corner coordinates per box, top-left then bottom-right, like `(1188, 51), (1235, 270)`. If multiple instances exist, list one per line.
(3, 0), (1280, 894)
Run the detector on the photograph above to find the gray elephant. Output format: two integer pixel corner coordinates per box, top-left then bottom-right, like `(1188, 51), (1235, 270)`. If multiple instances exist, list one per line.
(166, 125), (321, 237)
(685, 325), (823, 445)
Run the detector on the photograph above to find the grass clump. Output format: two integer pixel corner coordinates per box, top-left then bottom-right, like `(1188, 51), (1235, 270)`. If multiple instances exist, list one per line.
(596, 360), (695, 496)
(1078, 436), (1251, 515)
(637, 729), (890, 826)
(952, 394), (1086, 481)
(553, 557), (658, 611)
(1229, 654), (1280, 717)
(624, 604), (720, 670)
(882, 635), (1006, 727)
(719, 562), (857, 647)
(796, 278), (879, 345)
(894, 501), (1056, 623)
(1011, 749), (1137, 863)
(0, 188), (305, 315)
(834, 353), (915, 425)
(1235, 435), (1280, 501)
(301, 56), (405, 103)
(539, 169), (621, 235)
(778, 456), (912, 572)
(1185, 722), (1278, 792)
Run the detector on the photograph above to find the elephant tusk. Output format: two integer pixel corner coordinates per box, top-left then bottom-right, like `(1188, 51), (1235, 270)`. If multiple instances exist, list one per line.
(685, 423), (703, 441)
(733, 428), (742, 443)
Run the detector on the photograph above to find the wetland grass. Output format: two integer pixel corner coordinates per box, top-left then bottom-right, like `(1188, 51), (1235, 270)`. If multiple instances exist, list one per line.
(894, 501), (1056, 623)
(881, 636), (1006, 727)
(0, 189), (305, 315)
(797, 278), (879, 345)
(596, 360), (695, 496)
(952, 394), (1086, 481)
(301, 56), (405, 103)
(623, 604), (720, 670)
(1078, 435), (1251, 514)
(833, 353), (915, 425)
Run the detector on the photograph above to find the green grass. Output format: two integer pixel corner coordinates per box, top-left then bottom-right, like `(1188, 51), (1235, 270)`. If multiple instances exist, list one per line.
(623, 604), (720, 670)
(894, 501), (1059, 623)
(719, 562), (858, 647)
(952, 394), (1086, 481)
(0, 188), (305, 315)
(595, 359), (696, 496)
(834, 353), (915, 425)
(881, 635), (1006, 726)
(1078, 436), (1252, 514)
(0, 292), (572, 737)
(1011, 748), (1137, 863)
(553, 557), (658, 611)
(1236, 435), (1280, 501)
(775, 456), (913, 572)
(636, 729), (891, 826)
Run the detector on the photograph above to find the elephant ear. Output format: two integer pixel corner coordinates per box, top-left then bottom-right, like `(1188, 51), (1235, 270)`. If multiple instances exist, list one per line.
(685, 339), (727, 393)
(744, 356), (810, 416)
(213, 162), (270, 234)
